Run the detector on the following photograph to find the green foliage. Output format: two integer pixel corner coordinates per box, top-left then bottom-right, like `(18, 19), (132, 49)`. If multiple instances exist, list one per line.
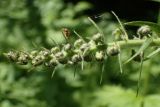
(1, 0), (160, 107)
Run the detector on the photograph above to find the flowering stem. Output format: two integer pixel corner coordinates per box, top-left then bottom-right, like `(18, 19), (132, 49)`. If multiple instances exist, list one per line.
(107, 38), (160, 49)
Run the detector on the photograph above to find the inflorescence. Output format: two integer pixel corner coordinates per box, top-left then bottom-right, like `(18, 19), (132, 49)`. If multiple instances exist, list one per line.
(4, 33), (111, 70)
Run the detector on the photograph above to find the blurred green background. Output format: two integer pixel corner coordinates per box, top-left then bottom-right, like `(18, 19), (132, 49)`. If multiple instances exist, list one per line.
(0, 0), (160, 107)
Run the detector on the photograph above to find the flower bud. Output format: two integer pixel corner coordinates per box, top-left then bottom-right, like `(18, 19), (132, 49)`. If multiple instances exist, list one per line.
(80, 43), (89, 51)
(88, 40), (97, 51)
(95, 51), (105, 61)
(51, 47), (60, 54)
(137, 25), (152, 38)
(31, 55), (44, 66)
(30, 50), (38, 59)
(17, 52), (29, 65)
(92, 33), (102, 42)
(112, 28), (124, 40)
(39, 50), (50, 56)
(107, 45), (120, 56)
(4, 51), (18, 62)
(71, 54), (81, 63)
(74, 39), (85, 48)
(63, 43), (72, 51)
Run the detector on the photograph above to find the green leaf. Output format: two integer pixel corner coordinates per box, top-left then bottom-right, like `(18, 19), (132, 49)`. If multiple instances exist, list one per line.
(145, 94), (160, 107)
(124, 21), (160, 34)
(74, 1), (92, 13)
(92, 85), (143, 107)
(124, 38), (153, 64)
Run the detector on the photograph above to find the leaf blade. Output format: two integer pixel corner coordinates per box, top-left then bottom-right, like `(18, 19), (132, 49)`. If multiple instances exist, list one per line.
(124, 21), (160, 34)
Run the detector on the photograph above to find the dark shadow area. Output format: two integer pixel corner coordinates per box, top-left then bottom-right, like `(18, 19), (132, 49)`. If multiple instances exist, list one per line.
(67, 0), (159, 22)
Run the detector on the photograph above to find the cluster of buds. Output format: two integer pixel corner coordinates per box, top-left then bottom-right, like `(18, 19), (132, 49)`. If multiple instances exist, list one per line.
(4, 33), (108, 69)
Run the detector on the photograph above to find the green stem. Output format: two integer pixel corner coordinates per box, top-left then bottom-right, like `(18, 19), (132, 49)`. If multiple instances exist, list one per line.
(107, 38), (160, 49)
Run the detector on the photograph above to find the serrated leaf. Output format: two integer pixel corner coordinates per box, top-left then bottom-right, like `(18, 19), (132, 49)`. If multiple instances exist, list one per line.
(124, 21), (160, 34)
(124, 38), (153, 64)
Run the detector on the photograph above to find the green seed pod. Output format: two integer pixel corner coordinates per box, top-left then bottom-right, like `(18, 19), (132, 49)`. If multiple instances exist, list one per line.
(4, 51), (18, 62)
(74, 39), (85, 48)
(51, 47), (60, 54)
(92, 33), (102, 42)
(95, 51), (105, 61)
(137, 25), (152, 38)
(107, 45), (120, 56)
